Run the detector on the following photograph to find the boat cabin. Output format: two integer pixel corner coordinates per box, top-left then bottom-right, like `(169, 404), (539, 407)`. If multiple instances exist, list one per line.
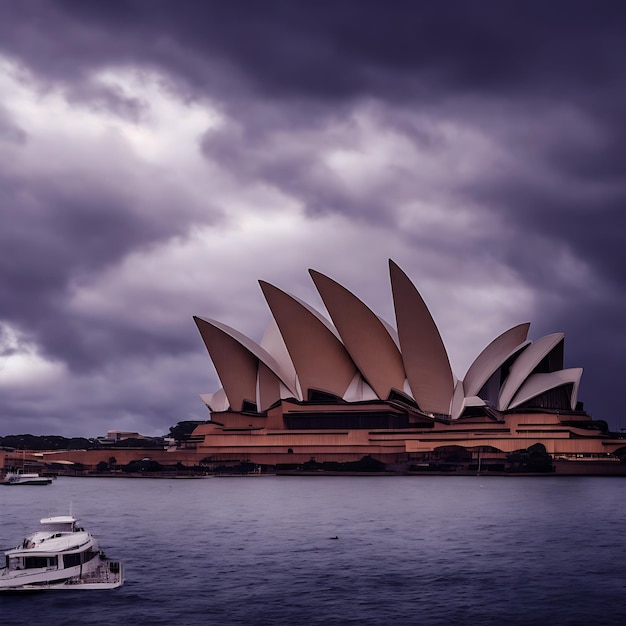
(39, 516), (79, 532)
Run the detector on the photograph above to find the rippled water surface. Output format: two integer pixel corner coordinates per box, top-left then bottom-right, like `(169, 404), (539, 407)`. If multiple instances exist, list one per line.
(1, 475), (625, 625)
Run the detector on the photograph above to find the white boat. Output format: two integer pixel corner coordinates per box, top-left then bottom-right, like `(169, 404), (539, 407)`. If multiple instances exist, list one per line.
(0, 515), (123, 591)
(1, 471), (53, 486)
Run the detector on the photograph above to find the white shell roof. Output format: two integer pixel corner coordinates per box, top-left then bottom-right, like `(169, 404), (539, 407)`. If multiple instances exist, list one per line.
(194, 260), (583, 420)
(450, 379), (466, 419)
(390, 260), (454, 415)
(260, 280), (359, 399)
(260, 318), (299, 396)
(200, 389), (229, 412)
(463, 395), (487, 407)
(463, 323), (530, 397)
(498, 333), (565, 410)
(194, 316), (298, 411)
(508, 368), (583, 410)
(310, 269), (407, 400)
(343, 372), (378, 402)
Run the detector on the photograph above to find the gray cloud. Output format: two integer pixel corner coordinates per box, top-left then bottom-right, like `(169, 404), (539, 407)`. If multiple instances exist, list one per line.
(1, 1), (626, 434)
(2, 2), (623, 105)
(0, 108), (27, 145)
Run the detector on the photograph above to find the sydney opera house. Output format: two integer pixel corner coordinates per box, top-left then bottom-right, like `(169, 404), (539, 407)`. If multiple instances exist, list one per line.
(191, 260), (626, 471)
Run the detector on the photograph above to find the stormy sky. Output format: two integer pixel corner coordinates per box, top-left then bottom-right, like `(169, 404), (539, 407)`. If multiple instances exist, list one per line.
(1, 0), (626, 437)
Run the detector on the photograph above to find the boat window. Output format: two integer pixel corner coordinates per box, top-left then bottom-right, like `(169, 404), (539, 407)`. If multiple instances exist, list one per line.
(43, 523), (73, 533)
(81, 548), (98, 564)
(63, 553), (82, 568)
(24, 556), (55, 569)
(8, 557), (26, 571)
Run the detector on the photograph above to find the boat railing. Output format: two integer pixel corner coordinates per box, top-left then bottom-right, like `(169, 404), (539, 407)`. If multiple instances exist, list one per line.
(69, 561), (123, 585)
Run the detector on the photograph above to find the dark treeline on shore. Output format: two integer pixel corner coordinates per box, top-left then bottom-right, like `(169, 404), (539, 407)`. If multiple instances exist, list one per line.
(0, 434), (100, 451)
(0, 421), (207, 451)
(0, 434), (168, 451)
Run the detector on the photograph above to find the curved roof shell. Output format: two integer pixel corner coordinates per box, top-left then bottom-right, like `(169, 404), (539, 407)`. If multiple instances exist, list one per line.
(259, 281), (359, 399)
(498, 333), (565, 410)
(509, 367), (583, 411)
(194, 260), (584, 421)
(450, 379), (466, 419)
(194, 316), (261, 411)
(463, 323), (530, 397)
(508, 368), (583, 411)
(260, 318), (300, 399)
(194, 316), (298, 411)
(389, 260), (454, 415)
(309, 269), (406, 400)
(344, 372), (379, 402)
(200, 389), (229, 412)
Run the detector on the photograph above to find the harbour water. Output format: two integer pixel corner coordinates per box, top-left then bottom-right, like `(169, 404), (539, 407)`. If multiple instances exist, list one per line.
(1, 475), (625, 625)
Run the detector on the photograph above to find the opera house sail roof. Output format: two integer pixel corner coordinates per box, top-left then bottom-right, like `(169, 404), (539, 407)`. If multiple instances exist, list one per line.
(194, 259), (582, 420)
(186, 259), (624, 470)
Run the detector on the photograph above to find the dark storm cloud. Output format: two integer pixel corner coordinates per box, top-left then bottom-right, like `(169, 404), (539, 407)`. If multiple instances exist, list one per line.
(199, 110), (375, 219)
(1, 0), (626, 432)
(0, 170), (195, 370)
(1, 1), (624, 104)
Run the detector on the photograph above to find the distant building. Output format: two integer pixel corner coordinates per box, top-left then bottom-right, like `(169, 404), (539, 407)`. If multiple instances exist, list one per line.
(191, 259), (626, 467)
(97, 431), (148, 445)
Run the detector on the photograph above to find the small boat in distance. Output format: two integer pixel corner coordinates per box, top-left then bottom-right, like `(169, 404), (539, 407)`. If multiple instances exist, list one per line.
(0, 515), (123, 591)
(1, 471), (53, 486)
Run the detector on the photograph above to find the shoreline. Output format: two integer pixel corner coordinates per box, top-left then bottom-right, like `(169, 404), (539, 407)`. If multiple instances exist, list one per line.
(44, 464), (626, 479)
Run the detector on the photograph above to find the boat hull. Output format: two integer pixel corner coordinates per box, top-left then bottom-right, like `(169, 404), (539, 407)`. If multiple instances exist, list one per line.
(1, 479), (53, 485)
(0, 560), (123, 592)
(1, 472), (53, 485)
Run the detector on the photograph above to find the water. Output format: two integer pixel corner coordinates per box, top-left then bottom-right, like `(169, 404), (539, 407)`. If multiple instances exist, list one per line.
(1, 475), (625, 625)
